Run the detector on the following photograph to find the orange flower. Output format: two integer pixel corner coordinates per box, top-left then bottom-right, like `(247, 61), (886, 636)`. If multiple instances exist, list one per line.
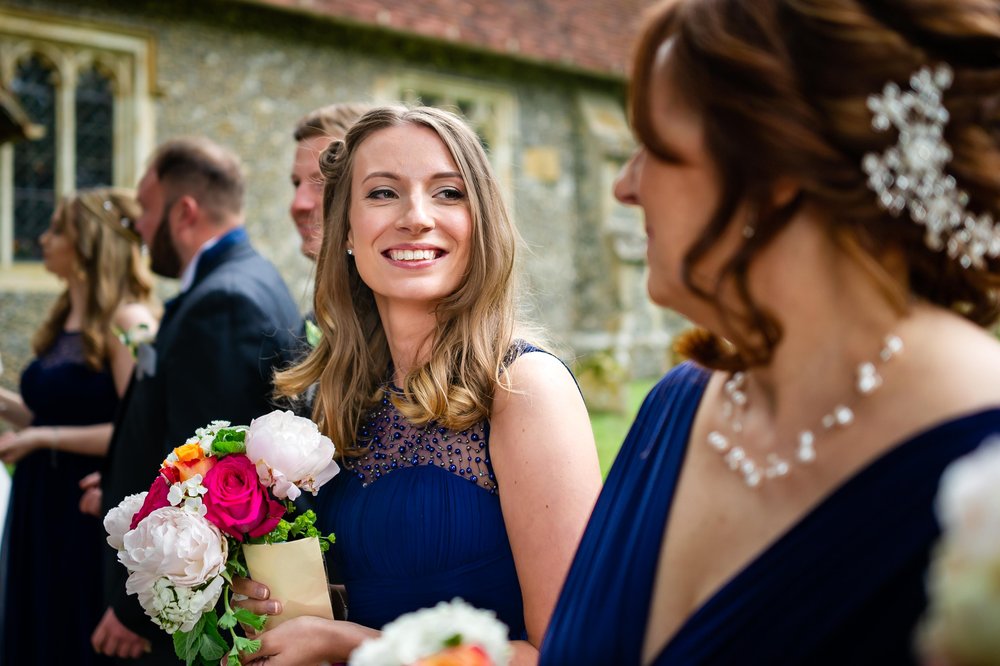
(413, 645), (492, 666)
(165, 442), (217, 481)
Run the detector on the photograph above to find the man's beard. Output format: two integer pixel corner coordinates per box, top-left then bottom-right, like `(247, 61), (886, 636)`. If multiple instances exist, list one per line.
(150, 204), (182, 278)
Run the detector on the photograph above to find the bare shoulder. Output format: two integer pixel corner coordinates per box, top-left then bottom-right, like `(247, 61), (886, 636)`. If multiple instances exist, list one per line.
(494, 350), (579, 410)
(903, 310), (1000, 411)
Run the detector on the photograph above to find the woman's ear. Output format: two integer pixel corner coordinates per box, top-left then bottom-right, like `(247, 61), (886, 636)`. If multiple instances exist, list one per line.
(771, 176), (800, 210)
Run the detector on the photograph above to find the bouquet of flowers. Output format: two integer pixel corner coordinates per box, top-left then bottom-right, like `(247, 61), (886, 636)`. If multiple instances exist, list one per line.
(104, 410), (340, 666)
(919, 437), (1000, 666)
(349, 598), (511, 666)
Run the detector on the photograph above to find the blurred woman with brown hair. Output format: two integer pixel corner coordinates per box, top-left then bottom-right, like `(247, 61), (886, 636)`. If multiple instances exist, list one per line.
(0, 187), (158, 665)
(540, 0), (1000, 664)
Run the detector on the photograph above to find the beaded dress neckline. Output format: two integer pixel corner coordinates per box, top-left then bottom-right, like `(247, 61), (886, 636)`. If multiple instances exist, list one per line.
(344, 388), (498, 494)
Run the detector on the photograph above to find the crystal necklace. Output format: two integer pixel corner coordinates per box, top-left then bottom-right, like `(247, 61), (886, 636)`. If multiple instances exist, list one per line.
(706, 334), (903, 488)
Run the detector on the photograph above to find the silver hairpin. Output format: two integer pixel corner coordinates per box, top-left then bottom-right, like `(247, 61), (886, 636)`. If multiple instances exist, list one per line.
(862, 64), (999, 269)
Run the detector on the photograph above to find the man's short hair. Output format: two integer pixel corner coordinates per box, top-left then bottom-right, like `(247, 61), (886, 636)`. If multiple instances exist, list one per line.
(293, 103), (374, 142)
(149, 137), (245, 220)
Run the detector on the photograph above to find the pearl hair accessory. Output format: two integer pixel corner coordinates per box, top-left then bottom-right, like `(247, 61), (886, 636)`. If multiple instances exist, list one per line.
(862, 64), (999, 269)
(707, 334), (903, 488)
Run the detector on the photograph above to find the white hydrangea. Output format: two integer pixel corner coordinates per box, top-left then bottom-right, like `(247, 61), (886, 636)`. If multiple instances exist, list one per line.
(349, 599), (511, 666)
(246, 410), (339, 500)
(127, 572), (226, 633)
(104, 492), (148, 551)
(167, 474), (209, 517)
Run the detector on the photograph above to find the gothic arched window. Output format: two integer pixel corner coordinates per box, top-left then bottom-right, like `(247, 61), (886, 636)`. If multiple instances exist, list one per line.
(12, 55), (56, 260)
(74, 66), (114, 189)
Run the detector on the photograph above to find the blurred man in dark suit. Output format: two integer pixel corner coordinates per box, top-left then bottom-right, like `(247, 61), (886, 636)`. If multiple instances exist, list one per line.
(89, 137), (302, 663)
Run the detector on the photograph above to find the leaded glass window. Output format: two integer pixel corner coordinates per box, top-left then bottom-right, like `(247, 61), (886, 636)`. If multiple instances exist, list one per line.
(75, 67), (114, 189)
(12, 56), (56, 261)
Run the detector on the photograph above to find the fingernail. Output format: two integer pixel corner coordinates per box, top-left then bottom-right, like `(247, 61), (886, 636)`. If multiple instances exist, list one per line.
(267, 601), (281, 614)
(256, 585), (269, 599)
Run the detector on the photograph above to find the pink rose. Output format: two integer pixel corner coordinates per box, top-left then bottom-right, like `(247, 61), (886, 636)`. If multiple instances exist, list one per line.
(130, 466), (180, 530)
(202, 454), (284, 541)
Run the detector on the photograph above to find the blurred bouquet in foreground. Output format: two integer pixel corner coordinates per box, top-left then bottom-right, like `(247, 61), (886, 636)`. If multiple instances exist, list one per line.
(919, 438), (1000, 666)
(349, 598), (511, 666)
(104, 410), (339, 666)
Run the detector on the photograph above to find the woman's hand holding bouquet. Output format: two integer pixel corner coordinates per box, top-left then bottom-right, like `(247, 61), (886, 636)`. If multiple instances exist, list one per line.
(104, 410), (339, 666)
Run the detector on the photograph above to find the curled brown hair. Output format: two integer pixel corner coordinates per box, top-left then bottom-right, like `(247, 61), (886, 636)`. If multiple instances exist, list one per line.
(634, 0), (1000, 370)
(275, 106), (533, 456)
(33, 187), (157, 371)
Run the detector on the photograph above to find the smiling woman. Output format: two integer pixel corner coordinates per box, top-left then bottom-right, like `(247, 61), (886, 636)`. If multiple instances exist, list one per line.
(230, 107), (603, 666)
(346, 123), (473, 310)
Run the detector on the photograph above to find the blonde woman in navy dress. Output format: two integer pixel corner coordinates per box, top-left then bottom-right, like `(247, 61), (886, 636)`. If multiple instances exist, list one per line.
(233, 106), (602, 665)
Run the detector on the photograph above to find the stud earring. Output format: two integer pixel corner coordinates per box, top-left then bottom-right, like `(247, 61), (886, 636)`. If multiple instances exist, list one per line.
(346, 248), (353, 256)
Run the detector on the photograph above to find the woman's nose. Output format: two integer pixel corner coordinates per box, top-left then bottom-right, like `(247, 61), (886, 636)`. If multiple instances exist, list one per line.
(613, 150), (643, 206)
(397, 196), (435, 233)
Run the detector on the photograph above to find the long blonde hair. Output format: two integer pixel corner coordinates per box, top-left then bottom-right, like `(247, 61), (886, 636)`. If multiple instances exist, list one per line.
(275, 106), (528, 456)
(33, 187), (157, 371)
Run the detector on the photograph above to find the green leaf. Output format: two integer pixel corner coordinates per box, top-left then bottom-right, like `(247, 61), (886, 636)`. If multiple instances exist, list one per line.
(210, 429), (246, 456)
(173, 631), (192, 663)
(443, 633), (463, 648)
(305, 319), (322, 348)
(227, 650), (242, 666)
(234, 636), (262, 654)
(227, 557), (249, 579)
(217, 610), (238, 631)
(234, 607), (267, 631)
(199, 632), (228, 661)
(173, 624), (202, 665)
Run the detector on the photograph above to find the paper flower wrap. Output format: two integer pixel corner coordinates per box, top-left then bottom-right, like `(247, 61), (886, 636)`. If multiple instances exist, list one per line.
(103, 412), (340, 666)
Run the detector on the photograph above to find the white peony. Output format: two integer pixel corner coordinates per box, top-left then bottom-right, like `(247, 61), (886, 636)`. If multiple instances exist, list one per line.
(349, 598), (511, 666)
(127, 572), (226, 633)
(104, 492), (148, 551)
(246, 409), (339, 500)
(936, 437), (1000, 560)
(920, 437), (1000, 664)
(119, 506), (227, 587)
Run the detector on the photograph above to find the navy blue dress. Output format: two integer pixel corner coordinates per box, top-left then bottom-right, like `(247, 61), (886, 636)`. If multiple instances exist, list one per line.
(315, 384), (526, 639)
(2, 332), (117, 666)
(540, 362), (1000, 665)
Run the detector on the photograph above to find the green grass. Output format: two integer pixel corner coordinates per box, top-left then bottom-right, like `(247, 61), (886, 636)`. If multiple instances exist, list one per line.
(589, 378), (658, 477)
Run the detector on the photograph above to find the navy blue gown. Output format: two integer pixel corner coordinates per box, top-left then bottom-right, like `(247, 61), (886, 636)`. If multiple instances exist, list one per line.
(540, 362), (1000, 665)
(315, 384), (526, 639)
(2, 332), (117, 665)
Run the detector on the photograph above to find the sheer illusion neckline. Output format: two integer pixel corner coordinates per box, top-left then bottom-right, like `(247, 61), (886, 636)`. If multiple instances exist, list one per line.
(343, 388), (499, 494)
(648, 367), (1000, 662)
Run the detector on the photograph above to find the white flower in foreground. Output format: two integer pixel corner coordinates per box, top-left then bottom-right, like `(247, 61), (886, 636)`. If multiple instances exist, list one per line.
(127, 572), (226, 633)
(104, 492), (147, 551)
(119, 506), (227, 587)
(920, 437), (1000, 664)
(246, 409), (339, 500)
(349, 598), (511, 666)
(937, 437), (1000, 560)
